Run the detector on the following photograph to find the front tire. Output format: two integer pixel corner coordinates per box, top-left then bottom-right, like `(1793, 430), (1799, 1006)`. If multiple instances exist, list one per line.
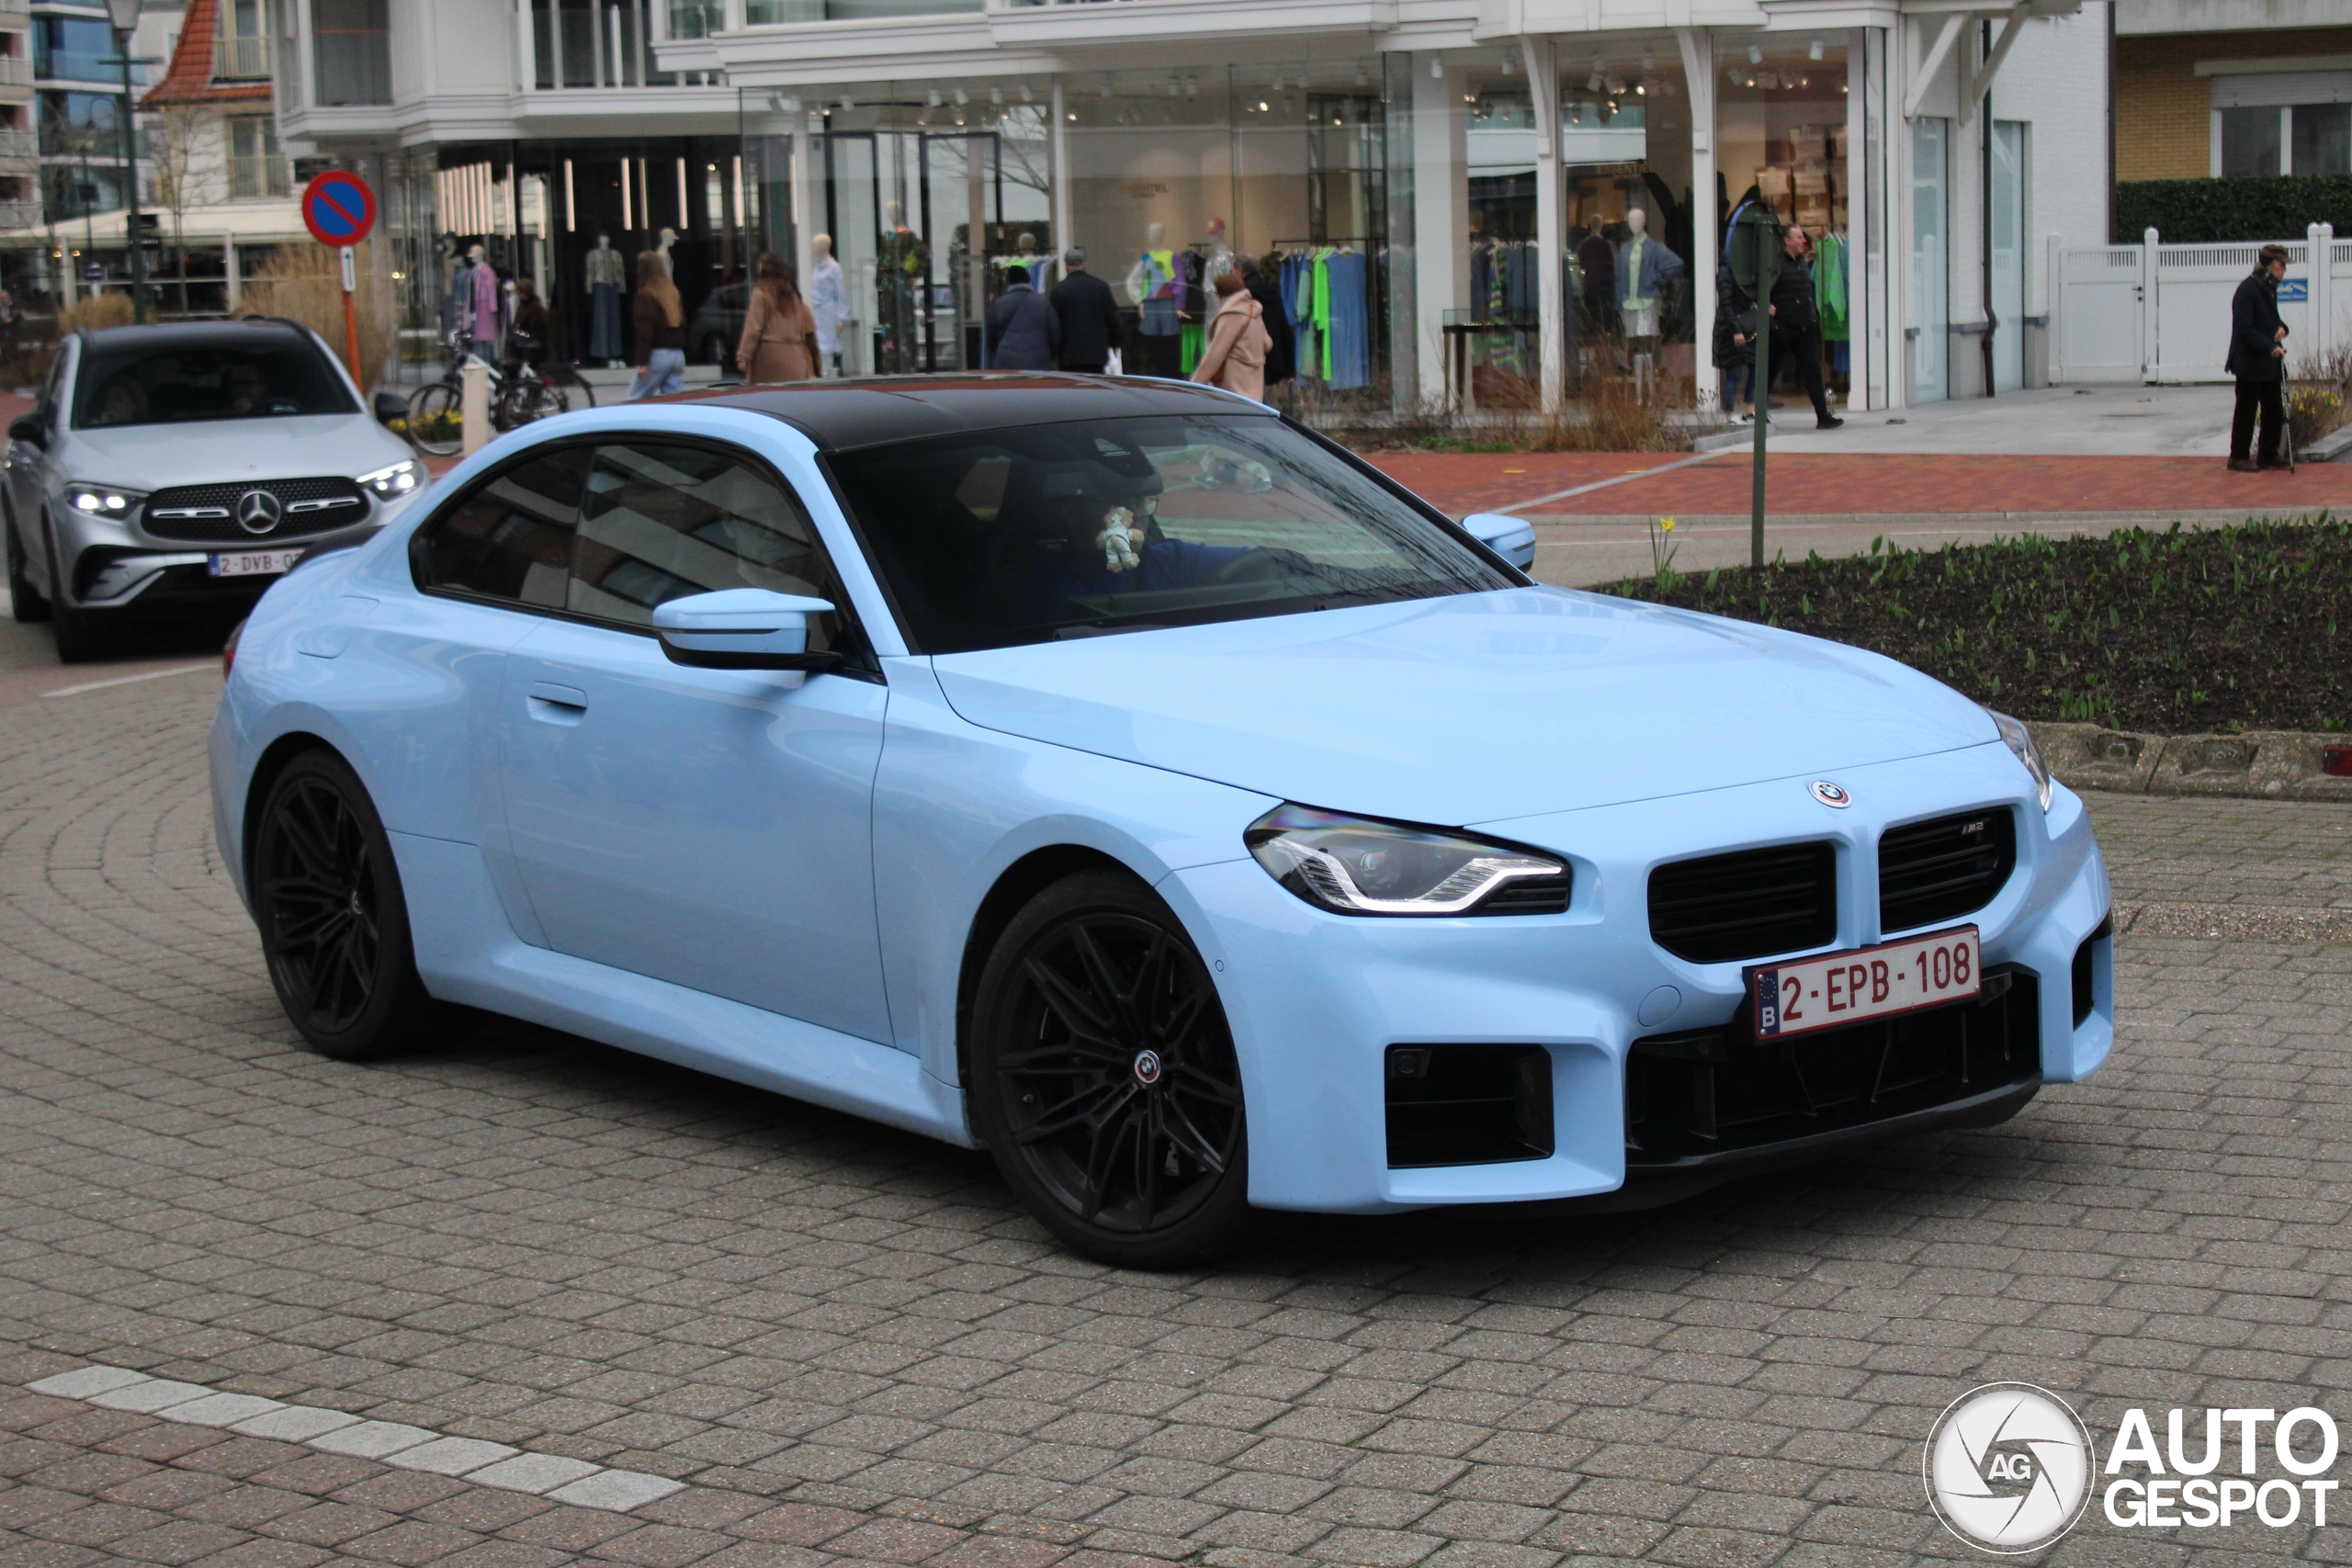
(43, 526), (102, 662)
(969, 871), (1254, 1268)
(251, 750), (435, 1061)
(6, 502), (48, 622)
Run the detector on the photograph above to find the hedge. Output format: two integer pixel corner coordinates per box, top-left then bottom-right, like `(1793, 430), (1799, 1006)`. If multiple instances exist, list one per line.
(2116, 175), (2352, 244)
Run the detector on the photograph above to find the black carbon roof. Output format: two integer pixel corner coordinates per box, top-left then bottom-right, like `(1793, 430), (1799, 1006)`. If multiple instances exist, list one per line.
(662, 373), (1272, 451)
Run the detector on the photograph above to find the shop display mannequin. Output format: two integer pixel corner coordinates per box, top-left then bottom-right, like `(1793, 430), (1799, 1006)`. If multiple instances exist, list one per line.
(586, 233), (626, 365)
(876, 200), (927, 373)
(439, 233), (468, 339)
(467, 243), (503, 345)
(655, 227), (678, 276)
(1203, 218), (1234, 288)
(808, 233), (847, 375)
(1614, 207), (1682, 389)
(1125, 221), (1182, 376)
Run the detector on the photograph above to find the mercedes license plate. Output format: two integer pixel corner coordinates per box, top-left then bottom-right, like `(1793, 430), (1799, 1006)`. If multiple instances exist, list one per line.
(209, 547), (306, 579)
(1749, 926), (1980, 1040)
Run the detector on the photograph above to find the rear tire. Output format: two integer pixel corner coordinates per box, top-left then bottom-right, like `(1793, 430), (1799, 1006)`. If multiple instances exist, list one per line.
(5, 502), (47, 623)
(969, 871), (1255, 1269)
(406, 382), (463, 457)
(251, 750), (435, 1062)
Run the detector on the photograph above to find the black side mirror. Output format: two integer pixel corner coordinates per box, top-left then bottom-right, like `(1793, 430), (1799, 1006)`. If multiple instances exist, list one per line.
(372, 389), (410, 426)
(7, 412), (44, 448)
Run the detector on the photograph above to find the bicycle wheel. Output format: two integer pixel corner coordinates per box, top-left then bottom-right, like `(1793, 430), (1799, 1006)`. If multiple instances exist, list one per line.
(548, 367), (596, 409)
(405, 383), (463, 457)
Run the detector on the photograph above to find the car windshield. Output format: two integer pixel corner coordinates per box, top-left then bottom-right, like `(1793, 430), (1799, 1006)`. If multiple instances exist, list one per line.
(825, 415), (1514, 653)
(72, 340), (356, 428)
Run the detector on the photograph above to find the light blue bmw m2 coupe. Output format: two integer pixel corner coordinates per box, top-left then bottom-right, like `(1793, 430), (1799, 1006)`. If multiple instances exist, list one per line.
(210, 376), (2113, 1265)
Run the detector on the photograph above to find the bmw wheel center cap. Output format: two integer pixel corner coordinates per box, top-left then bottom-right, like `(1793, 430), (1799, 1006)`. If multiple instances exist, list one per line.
(1132, 1050), (1162, 1086)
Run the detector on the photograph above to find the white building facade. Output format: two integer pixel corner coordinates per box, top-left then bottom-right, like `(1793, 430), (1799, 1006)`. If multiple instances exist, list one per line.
(275, 0), (2111, 409)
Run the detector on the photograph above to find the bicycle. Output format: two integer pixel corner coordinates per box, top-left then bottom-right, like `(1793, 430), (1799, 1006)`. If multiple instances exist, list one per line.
(404, 329), (595, 457)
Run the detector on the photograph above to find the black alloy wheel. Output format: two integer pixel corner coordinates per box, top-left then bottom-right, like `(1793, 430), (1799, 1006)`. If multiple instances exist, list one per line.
(5, 502), (48, 622)
(252, 750), (434, 1060)
(971, 872), (1253, 1267)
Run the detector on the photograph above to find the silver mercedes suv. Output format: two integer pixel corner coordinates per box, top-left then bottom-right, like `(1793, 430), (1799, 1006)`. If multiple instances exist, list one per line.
(4, 318), (425, 661)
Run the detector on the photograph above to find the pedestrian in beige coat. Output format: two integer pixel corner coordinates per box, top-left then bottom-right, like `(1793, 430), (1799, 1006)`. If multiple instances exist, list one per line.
(1190, 271), (1272, 401)
(738, 253), (820, 384)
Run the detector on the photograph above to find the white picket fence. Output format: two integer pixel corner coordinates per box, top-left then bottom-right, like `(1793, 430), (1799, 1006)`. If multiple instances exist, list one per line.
(2050, 223), (2351, 385)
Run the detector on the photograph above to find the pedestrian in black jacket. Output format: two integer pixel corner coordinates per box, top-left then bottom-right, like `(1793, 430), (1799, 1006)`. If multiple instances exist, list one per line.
(985, 265), (1059, 370)
(2226, 243), (2290, 470)
(1050, 249), (1123, 373)
(1765, 225), (1841, 429)
(1714, 265), (1758, 422)
(1237, 254), (1295, 388)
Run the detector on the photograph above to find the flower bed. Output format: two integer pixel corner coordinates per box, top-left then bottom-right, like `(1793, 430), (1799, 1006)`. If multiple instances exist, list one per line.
(1598, 514), (2350, 733)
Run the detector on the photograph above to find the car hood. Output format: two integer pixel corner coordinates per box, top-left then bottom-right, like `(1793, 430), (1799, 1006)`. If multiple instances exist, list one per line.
(930, 588), (2000, 826)
(62, 414), (409, 488)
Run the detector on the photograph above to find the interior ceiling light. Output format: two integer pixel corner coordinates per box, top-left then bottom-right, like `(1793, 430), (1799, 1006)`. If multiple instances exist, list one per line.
(1018, 82), (1033, 101)
(1808, 38), (1826, 60)
(1184, 76), (1198, 96)
(840, 94), (854, 109)
(1499, 54), (1513, 74)
(1634, 83), (1645, 95)
(952, 85), (967, 105)
(927, 88), (942, 107)
(1641, 48), (1655, 71)
(1259, 99), (1270, 111)
(989, 85), (1002, 105)
(1747, 43), (1764, 64)
(1429, 58), (1442, 79)
(1586, 73), (1602, 91)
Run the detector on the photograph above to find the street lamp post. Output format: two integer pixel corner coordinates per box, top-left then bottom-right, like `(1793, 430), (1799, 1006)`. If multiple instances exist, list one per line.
(105, 0), (148, 324)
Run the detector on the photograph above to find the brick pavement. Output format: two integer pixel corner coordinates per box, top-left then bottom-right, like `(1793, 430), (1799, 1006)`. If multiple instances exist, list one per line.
(1363, 452), (2352, 521)
(2, 679), (2349, 1566)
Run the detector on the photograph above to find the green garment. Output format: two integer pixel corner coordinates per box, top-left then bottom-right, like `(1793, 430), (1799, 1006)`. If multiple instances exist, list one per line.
(1313, 249), (1334, 382)
(1817, 232), (1849, 343)
(1623, 237), (1654, 312)
(1180, 320), (1204, 374)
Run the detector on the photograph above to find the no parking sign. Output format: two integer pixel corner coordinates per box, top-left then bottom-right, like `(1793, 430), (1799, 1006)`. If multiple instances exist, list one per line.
(300, 170), (377, 249)
(300, 170), (377, 381)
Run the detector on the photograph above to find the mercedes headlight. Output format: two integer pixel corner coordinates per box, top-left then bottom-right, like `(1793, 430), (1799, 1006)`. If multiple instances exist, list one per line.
(1987, 708), (2052, 811)
(1245, 805), (1568, 916)
(65, 484), (142, 519)
(356, 459), (421, 500)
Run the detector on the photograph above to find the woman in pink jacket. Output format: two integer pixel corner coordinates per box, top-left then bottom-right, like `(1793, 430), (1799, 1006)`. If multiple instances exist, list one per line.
(1190, 270), (1272, 401)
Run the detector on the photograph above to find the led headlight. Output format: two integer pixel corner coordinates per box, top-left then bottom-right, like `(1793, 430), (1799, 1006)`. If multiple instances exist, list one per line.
(65, 484), (141, 518)
(1987, 708), (2052, 811)
(356, 459), (421, 500)
(1245, 804), (1568, 916)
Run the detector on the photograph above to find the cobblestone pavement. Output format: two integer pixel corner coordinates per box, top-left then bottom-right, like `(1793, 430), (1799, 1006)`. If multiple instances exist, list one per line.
(3, 679), (2349, 1567)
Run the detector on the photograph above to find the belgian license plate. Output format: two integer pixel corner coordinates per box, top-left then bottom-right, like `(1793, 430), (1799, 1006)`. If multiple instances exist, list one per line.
(209, 547), (305, 579)
(1749, 926), (1981, 1040)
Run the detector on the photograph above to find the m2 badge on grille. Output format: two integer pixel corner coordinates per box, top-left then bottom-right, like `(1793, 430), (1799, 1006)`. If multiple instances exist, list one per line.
(1750, 926), (1981, 1039)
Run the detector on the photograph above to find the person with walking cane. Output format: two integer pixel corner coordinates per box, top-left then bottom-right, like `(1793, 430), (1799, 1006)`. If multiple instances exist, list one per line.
(2227, 243), (2291, 472)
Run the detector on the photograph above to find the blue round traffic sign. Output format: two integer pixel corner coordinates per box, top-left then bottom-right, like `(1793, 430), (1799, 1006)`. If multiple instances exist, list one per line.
(300, 170), (377, 248)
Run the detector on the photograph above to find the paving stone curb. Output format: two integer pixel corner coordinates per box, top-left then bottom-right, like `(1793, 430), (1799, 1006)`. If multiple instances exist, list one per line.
(2029, 720), (2352, 801)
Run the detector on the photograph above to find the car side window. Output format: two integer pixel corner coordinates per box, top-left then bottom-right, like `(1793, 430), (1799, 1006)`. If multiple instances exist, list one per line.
(570, 440), (852, 654)
(414, 445), (594, 606)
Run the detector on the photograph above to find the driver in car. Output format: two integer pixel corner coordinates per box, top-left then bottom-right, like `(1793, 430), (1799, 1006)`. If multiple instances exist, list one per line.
(1016, 467), (1249, 625)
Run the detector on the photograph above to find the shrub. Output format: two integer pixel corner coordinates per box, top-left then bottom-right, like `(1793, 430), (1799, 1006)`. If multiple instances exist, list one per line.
(2114, 175), (2352, 244)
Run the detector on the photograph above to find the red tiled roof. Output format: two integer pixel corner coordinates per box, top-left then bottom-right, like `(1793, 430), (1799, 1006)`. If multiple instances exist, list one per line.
(143, 0), (274, 107)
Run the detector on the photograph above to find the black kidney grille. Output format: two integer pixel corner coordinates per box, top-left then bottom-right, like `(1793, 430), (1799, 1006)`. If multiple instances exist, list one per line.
(1476, 871), (1573, 916)
(1648, 842), (1838, 964)
(1879, 808), (2017, 932)
(143, 477), (368, 543)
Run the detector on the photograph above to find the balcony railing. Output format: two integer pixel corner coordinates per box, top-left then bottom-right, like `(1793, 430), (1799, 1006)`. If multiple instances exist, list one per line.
(0, 125), (33, 159)
(227, 153), (289, 199)
(0, 197), (39, 231)
(0, 56), (32, 86)
(214, 34), (268, 81)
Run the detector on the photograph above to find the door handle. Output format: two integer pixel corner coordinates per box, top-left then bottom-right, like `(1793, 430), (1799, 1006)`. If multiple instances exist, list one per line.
(526, 682), (589, 721)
